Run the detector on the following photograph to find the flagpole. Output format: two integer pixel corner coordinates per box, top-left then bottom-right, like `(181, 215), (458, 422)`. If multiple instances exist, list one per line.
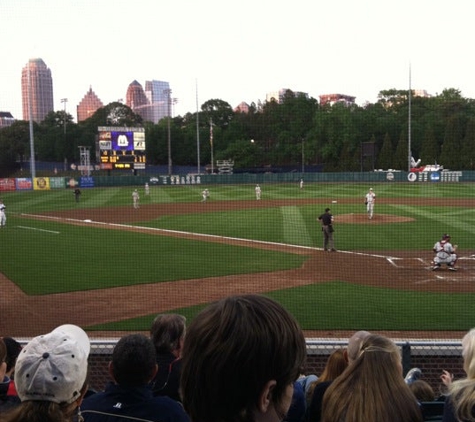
(408, 63), (412, 172)
(210, 118), (214, 174)
(196, 79), (201, 174)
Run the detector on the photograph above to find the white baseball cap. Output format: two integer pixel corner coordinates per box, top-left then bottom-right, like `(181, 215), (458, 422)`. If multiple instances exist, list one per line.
(15, 324), (90, 404)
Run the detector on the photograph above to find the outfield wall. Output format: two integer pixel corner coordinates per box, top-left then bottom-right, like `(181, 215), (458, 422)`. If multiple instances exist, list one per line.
(0, 170), (470, 191)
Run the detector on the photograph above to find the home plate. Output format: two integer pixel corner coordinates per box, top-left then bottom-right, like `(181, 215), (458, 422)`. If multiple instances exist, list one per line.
(332, 200), (337, 203)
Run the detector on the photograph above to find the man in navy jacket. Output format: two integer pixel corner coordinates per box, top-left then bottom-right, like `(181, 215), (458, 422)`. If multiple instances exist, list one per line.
(81, 334), (189, 422)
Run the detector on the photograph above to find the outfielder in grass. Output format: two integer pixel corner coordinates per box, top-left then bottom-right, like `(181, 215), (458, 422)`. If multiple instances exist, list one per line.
(432, 234), (458, 271)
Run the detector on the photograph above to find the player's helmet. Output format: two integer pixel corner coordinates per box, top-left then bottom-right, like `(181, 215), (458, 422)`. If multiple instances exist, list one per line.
(442, 234), (451, 240)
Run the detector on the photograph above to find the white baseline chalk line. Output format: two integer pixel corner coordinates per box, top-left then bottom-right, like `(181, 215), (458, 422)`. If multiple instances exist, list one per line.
(16, 225), (60, 234)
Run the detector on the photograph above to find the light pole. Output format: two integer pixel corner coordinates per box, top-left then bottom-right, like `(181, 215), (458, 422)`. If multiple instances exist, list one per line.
(61, 98), (68, 134)
(210, 118), (214, 174)
(164, 89), (172, 176)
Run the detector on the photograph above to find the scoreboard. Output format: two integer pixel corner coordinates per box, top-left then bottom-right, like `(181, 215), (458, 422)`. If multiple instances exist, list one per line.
(97, 127), (146, 170)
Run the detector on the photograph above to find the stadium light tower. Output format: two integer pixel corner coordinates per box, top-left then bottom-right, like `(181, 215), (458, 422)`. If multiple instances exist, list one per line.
(61, 98), (68, 134)
(164, 89), (172, 176)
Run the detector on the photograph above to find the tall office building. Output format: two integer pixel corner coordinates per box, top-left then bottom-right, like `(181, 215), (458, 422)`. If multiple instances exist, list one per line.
(77, 86), (104, 122)
(124, 79), (171, 123)
(21, 58), (54, 122)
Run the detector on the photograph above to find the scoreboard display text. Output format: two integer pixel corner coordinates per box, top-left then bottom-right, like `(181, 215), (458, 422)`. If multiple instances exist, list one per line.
(98, 127), (146, 170)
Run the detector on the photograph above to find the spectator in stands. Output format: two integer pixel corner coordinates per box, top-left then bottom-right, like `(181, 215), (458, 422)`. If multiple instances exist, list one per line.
(321, 333), (423, 422)
(305, 331), (370, 422)
(2, 337), (22, 397)
(81, 333), (189, 422)
(0, 324), (90, 422)
(0, 338), (20, 411)
(150, 314), (186, 402)
(305, 348), (348, 406)
(442, 328), (475, 422)
(284, 382), (306, 422)
(409, 380), (436, 402)
(180, 294), (306, 422)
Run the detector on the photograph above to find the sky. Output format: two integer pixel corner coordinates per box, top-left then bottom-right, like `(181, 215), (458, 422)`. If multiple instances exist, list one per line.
(1, 0), (474, 122)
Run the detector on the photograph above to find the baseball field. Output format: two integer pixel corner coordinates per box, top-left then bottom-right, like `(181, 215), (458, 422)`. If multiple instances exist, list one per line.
(1, 181), (475, 339)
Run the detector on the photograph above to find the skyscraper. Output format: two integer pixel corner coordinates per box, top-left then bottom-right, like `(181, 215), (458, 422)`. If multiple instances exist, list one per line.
(77, 86), (104, 122)
(21, 58), (54, 122)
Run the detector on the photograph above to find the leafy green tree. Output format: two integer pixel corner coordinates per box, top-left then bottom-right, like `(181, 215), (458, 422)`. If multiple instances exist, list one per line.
(460, 117), (475, 169)
(419, 125), (439, 165)
(377, 133), (393, 169)
(440, 115), (466, 169)
(0, 120), (31, 175)
(394, 130), (409, 170)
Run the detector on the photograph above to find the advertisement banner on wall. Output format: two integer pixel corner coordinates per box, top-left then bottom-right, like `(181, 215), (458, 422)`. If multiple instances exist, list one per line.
(33, 177), (51, 190)
(0, 178), (16, 191)
(16, 178), (33, 190)
(49, 177), (66, 189)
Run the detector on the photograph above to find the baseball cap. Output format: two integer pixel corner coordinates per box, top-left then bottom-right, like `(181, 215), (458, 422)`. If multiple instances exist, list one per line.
(15, 324), (90, 404)
(325, 208), (330, 212)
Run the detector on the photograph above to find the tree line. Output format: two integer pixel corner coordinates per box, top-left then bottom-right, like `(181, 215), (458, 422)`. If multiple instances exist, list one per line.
(1, 87), (475, 176)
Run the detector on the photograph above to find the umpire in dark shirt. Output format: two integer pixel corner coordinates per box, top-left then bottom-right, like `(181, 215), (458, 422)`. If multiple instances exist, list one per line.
(318, 208), (336, 252)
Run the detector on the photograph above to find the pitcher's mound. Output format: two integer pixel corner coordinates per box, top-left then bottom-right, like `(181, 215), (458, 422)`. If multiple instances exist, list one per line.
(337, 214), (414, 224)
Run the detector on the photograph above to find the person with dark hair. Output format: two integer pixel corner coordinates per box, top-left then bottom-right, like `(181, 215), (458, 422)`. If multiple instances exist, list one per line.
(0, 324), (90, 421)
(180, 294), (307, 422)
(2, 337), (22, 397)
(81, 333), (189, 422)
(150, 314), (186, 401)
(0, 338), (20, 411)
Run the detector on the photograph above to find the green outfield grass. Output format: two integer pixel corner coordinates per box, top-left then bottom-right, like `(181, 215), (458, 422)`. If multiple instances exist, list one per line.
(90, 282), (475, 332)
(2, 182), (475, 332)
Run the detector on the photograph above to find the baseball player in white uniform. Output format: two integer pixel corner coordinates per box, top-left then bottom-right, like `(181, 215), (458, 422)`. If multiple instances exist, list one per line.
(432, 234), (458, 271)
(300, 179), (304, 189)
(255, 184), (261, 200)
(365, 188), (376, 219)
(144, 183), (150, 195)
(132, 189), (140, 209)
(0, 199), (5, 228)
(201, 189), (209, 202)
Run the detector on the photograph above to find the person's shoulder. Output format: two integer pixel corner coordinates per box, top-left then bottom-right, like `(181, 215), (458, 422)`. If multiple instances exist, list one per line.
(148, 395), (189, 420)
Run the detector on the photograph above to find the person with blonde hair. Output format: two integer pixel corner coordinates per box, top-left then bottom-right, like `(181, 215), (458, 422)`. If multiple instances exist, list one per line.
(321, 334), (423, 422)
(305, 331), (370, 422)
(443, 328), (475, 422)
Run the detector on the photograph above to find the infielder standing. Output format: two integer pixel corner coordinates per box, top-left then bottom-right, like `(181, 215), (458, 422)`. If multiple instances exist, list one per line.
(144, 183), (150, 195)
(255, 184), (261, 200)
(201, 189), (209, 202)
(365, 188), (376, 219)
(132, 189), (140, 209)
(432, 234), (458, 271)
(0, 199), (5, 228)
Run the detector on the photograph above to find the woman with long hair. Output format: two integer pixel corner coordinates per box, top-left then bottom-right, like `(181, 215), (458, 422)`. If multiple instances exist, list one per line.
(321, 334), (423, 422)
(443, 328), (475, 422)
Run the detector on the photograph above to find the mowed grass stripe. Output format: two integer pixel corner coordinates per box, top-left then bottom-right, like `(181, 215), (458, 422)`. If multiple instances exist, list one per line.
(281, 206), (313, 246)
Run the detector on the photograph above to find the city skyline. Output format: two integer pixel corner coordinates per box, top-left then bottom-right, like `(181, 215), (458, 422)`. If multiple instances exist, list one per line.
(2, 0), (475, 123)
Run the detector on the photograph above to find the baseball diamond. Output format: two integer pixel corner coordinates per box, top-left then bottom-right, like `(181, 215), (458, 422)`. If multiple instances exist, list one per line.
(2, 195), (475, 339)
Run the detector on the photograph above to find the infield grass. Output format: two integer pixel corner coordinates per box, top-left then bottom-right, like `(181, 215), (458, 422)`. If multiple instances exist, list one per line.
(3, 182), (475, 332)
